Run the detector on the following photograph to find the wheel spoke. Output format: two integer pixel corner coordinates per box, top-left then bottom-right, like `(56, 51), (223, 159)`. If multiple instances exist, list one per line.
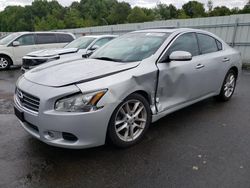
(124, 129), (129, 140)
(115, 119), (126, 126)
(229, 78), (235, 85)
(125, 102), (131, 114)
(129, 125), (134, 140)
(120, 107), (127, 117)
(135, 117), (146, 122)
(134, 122), (144, 129)
(133, 106), (144, 118)
(132, 102), (140, 113)
(116, 123), (128, 132)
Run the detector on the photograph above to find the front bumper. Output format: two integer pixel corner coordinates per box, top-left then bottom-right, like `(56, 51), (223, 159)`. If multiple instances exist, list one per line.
(14, 78), (117, 149)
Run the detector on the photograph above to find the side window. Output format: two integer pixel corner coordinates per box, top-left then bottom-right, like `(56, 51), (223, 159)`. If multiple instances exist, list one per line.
(36, 34), (57, 44)
(216, 40), (223, 51)
(15, 34), (35, 46)
(197, 33), (218, 54)
(92, 38), (113, 48)
(57, 34), (74, 43)
(165, 33), (199, 59)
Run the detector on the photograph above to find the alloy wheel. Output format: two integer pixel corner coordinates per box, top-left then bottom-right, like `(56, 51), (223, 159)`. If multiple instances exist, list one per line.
(224, 73), (236, 98)
(114, 99), (147, 142)
(0, 57), (9, 69)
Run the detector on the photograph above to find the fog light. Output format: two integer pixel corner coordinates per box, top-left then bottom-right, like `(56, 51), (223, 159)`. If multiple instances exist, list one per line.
(44, 130), (59, 140)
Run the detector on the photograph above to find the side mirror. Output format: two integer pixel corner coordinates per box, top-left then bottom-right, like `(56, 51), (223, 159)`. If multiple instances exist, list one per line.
(90, 45), (100, 51)
(169, 51), (192, 61)
(12, 41), (20, 47)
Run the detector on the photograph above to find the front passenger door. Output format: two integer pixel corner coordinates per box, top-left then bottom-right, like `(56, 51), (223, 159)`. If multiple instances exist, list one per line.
(12, 34), (36, 65)
(156, 32), (204, 112)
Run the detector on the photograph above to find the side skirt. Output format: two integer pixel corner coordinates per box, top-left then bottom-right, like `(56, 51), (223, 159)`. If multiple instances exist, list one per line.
(151, 93), (216, 123)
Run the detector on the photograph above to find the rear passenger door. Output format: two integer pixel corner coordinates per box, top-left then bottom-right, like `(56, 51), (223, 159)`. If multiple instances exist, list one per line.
(196, 33), (225, 93)
(35, 33), (59, 50)
(57, 33), (74, 46)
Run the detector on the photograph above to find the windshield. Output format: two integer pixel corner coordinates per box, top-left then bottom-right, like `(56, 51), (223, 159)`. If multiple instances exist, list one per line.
(0, 33), (21, 45)
(64, 36), (96, 49)
(91, 32), (170, 62)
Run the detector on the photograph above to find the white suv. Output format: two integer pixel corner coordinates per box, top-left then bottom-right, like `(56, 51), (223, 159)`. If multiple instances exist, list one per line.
(0, 32), (75, 70)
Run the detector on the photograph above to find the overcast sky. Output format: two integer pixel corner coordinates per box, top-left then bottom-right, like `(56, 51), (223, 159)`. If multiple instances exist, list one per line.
(0, 0), (248, 11)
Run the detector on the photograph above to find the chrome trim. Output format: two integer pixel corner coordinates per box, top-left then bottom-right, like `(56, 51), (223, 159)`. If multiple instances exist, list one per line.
(15, 88), (40, 113)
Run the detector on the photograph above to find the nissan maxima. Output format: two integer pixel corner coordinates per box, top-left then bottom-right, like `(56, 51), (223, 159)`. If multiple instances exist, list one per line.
(14, 28), (242, 149)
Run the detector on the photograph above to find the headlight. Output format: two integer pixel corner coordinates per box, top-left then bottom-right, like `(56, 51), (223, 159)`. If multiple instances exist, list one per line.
(55, 90), (107, 112)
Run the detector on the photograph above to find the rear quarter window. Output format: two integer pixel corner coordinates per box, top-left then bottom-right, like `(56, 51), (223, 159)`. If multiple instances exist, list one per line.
(216, 40), (223, 51)
(197, 33), (219, 54)
(36, 34), (57, 44)
(57, 34), (74, 43)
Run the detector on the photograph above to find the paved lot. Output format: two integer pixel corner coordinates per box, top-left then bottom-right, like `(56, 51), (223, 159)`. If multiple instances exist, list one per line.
(1, 69), (250, 188)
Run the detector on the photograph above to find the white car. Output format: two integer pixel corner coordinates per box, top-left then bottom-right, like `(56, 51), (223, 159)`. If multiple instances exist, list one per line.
(0, 32), (75, 70)
(22, 35), (117, 71)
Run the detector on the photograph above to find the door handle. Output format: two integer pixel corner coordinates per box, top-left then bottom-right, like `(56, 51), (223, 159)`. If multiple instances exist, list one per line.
(196, 64), (205, 69)
(222, 57), (230, 62)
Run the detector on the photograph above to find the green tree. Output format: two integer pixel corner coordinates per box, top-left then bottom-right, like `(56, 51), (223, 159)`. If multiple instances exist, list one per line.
(241, 0), (250, 13)
(154, 3), (177, 20)
(177, 9), (190, 19)
(107, 2), (131, 24)
(127, 7), (150, 23)
(210, 6), (231, 16)
(231, 7), (240, 14)
(182, 1), (206, 18)
(141, 8), (156, 21)
(207, 0), (213, 12)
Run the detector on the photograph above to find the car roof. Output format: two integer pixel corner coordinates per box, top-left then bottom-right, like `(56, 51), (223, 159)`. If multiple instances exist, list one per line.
(132, 28), (223, 40)
(82, 35), (118, 38)
(133, 28), (205, 34)
(135, 27), (223, 37)
(14, 31), (74, 35)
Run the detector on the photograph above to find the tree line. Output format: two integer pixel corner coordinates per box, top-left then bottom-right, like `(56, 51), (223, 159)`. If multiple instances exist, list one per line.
(0, 0), (250, 32)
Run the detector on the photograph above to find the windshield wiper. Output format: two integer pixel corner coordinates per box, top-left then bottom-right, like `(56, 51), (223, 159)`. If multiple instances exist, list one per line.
(94, 57), (122, 62)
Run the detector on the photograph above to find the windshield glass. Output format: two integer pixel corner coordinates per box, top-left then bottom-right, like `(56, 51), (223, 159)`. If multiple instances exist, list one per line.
(64, 36), (96, 49)
(91, 32), (170, 62)
(0, 33), (21, 45)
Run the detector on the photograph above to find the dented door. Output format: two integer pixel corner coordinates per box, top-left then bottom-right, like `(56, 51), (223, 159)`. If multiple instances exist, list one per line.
(155, 32), (205, 112)
(156, 58), (203, 112)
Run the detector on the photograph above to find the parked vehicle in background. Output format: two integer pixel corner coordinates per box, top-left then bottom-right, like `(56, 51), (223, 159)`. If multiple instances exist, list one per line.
(0, 32), (75, 70)
(14, 28), (242, 149)
(22, 35), (117, 72)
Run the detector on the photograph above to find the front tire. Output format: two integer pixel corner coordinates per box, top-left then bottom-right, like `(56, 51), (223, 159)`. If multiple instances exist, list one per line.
(107, 93), (151, 148)
(216, 70), (237, 101)
(0, 56), (11, 70)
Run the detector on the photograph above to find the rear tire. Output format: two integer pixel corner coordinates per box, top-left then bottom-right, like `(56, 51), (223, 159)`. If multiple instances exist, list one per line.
(0, 56), (11, 70)
(107, 93), (151, 148)
(216, 70), (237, 102)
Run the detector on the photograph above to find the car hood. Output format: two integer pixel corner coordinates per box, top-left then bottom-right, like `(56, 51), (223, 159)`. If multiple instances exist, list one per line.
(24, 59), (140, 87)
(27, 48), (80, 57)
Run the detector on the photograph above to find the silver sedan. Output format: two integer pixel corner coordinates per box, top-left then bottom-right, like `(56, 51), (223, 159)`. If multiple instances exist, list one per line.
(14, 28), (242, 149)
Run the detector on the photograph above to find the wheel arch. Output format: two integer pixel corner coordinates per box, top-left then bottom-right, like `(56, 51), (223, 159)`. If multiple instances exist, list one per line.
(130, 90), (152, 106)
(0, 53), (13, 65)
(229, 66), (238, 79)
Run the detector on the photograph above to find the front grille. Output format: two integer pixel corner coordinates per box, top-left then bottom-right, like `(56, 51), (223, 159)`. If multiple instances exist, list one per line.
(16, 88), (40, 112)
